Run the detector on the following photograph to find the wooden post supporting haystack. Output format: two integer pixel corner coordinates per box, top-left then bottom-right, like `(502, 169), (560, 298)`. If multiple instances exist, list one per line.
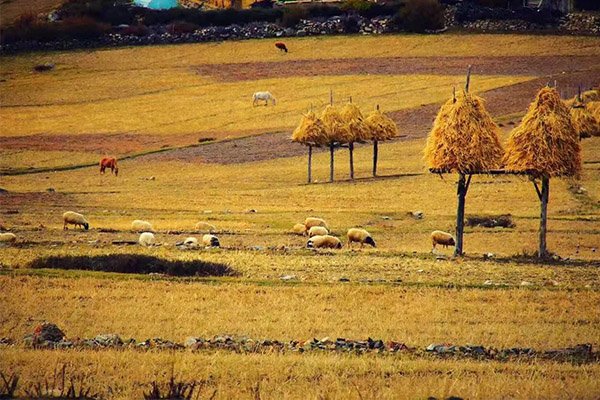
(329, 143), (334, 182)
(538, 177), (549, 258)
(307, 144), (312, 184)
(372, 140), (378, 177)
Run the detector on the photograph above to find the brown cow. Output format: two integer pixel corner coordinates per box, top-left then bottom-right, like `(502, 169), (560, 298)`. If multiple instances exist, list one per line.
(99, 158), (119, 176)
(275, 42), (288, 53)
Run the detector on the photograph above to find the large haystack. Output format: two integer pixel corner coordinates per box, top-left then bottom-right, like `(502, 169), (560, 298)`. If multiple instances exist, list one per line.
(365, 109), (400, 141)
(588, 101), (600, 121)
(504, 87), (582, 178)
(570, 101), (600, 138)
(339, 103), (370, 142)
(321, 105), (349, 144)
(292, 111), (326, 144)
(424, 92), (504, 173)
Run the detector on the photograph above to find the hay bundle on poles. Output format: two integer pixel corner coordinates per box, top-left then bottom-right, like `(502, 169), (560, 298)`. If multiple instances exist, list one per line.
(340, 102), (370, 179)
(292, 109), (326, 183)
(365, 106), (400, 177)
(504, 86), (582, 258)
(321, 104), (349, 182)
(571, 99), (600, 139)
(424, 69), (504, 256)
(588, 101), (600, 121)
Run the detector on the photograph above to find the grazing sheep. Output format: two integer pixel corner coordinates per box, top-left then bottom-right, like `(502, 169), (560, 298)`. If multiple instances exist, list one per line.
(63, 211), (89, 230)
(195, 222), (217, 233)
(275, 42), (288, 53)
(292, 223), (307, 235)
(139, 232), (155, 246)
(132, 220), (154, 232)
(183, 236), (199, 249)
(347, 228), (376, 248)
(202, 234), (220, 247)
(431, 230), (455, 251)
(308, 226), (328, 237)
(307, 235), (342, 249)
(304, 217), (328, 230)
(0, 232), (17, 243)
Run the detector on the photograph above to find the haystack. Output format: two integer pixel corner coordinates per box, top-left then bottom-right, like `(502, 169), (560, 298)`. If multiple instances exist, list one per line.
(340, 103), (370, 142)
(570, 101), (600, 139)
(588, 101), (600, 121)
(504, 87), (582, 178)
(365, 109), (400, 141)
(424, 92), (504, 173)
(292, 111), (326, 144)
(321, 105), (349, 144)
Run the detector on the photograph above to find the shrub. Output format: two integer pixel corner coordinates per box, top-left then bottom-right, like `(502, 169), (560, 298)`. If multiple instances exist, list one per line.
(1, 16), (110, 44)
(122, 24), (149, 36)
(397, 0), (444, 32)
(166, 21), (198, 34)
(341, 0), (372, 12)
(282, 5), (308, 28)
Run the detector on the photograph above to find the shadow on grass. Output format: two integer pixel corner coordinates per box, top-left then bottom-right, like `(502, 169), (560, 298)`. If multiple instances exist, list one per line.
(29, 254), (236, 277)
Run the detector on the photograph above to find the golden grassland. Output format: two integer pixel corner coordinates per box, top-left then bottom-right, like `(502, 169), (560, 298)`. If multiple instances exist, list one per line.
(1, 73), (531, 137)
(3, 349), (599, 400)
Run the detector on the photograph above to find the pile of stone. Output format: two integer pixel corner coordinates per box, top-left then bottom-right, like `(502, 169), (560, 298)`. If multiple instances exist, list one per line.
(559, 13), (600, 35)
(14, 323), (598, 363)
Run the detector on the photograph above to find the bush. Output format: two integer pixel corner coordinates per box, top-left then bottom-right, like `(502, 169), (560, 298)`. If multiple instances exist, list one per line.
(341, 0), (372, 12)
(575, 0), (600, 10)
(121, 24), (149, 36)
(397, 0), (444, 32)
(166, 21), (198, 34)
(1, 16), (111, 44)
(282, 5), (308, 28)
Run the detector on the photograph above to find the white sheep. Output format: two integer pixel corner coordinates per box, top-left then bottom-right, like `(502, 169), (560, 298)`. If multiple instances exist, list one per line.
(183, 236), (199, 249)
(0, 232), (17, 243)
(195, 221), (217, 233)
(202, 234), (220, 247)
(307, 235), (342, 249)
(308, 226), (328, 237)
(63, 211), (89, 230)
(304, 217), (328, 230)
(431, 230), (456, 251)
(347, 228), (376, 248)
(139, 232), (155, 246)
(132, 220), (155, 232)
(292, 223), (307, 236)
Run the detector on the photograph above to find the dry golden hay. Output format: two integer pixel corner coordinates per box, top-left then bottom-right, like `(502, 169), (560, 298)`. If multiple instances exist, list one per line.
(565, 88), (600, 107)
(365, 109), (400, 141)
(424, 92), (504, 173)
(320, 105), (350, 144)
(339, 103), (370, 142)
(339, 103), (364, 121)
(504, 87), (582, 178)
(291, 111), (326, 144)
(570, 101), (600, 138)
(588, 101), (600, 120)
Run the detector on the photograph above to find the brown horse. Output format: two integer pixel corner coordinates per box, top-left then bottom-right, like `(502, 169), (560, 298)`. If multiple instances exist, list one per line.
(275, 42), (288, 53)
(99, 158), (119, 176)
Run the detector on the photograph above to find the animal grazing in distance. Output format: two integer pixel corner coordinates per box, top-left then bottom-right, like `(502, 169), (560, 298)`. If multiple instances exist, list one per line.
(63, 211), (89, 230)
(100, 158), (119, 176)
(195, 222), (217, 233)
(183, 237), (199, 249)
(308, 226), (328, 237)
(304, 217), (328, 230)
(203, 234), (220, 247)
(253, 91), (276, 106)
(132, 220), (155, 232)
(292, 223), (307, 236)
(0, 232), (17, 243)
(275, 42), (288, 53)
(431, 230), (456, 251)
(347, 228), (376, 248)
(307, 235), (342, 249)
(139, 232), (155, 246)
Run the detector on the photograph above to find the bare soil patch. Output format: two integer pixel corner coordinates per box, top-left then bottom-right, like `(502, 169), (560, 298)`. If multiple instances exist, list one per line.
(194, 55), (600, 82)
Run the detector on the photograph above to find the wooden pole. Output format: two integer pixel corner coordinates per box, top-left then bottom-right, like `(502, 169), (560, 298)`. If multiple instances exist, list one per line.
(349, 142), (354, 179)
(329, 143), (334, 182)
(372, 140), (378, 177)
(307, 144), (312, 184)
(454, 173), (467, 256)
(465, 65), (472, 93)
(538, 177), (549, 258)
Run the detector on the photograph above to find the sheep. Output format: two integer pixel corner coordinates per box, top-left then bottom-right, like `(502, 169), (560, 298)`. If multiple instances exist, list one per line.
(308, 226), (328, 237)
(202, 234), (220, 247)
(0, 232), (17, 243)
(347, 228), (376, 248)
(195, 221), (217, 233)
(304, 217), (328, 230)
(183, 236), (199, 249)
(431, 230), (455, 251)
(307, 235), (342, 249)
(63, 211), (89, 230)
(139, 232), (155, 246)
(132, 220), (154, 232)
(292, 223), (307, 235)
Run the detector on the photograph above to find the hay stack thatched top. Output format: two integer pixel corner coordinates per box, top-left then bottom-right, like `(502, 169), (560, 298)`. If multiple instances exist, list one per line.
(339, 103), (370, 143)
(424, 92), (504, 173)
(291, 111), (326, 145)
(321, 105), (350, 144)
(570, 99), (600, 138)
(365, 109), (400, 141)
(504, 87), (582, 178)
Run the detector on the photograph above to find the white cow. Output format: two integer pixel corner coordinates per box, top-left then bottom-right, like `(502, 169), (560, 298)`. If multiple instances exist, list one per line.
(253, 91), (276, 106)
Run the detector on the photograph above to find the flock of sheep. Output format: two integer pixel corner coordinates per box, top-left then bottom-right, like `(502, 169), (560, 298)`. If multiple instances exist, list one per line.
(0, 211), (458, 253)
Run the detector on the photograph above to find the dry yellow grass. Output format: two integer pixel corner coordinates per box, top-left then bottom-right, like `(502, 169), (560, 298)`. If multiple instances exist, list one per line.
(0, 74), (531, 137)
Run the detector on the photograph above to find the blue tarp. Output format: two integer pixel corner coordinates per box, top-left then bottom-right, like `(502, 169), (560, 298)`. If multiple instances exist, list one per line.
(134, 0), (179, 9)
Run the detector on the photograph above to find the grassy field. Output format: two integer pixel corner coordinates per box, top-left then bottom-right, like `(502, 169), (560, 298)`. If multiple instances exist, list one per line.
(1, 34), (599, 399)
